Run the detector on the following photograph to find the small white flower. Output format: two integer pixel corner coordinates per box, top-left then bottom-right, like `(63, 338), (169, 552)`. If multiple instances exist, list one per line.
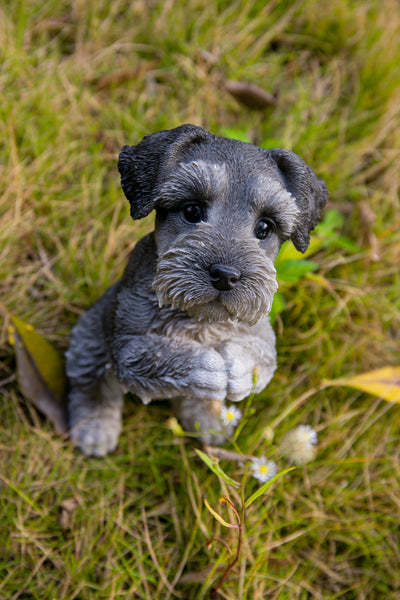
(250, 457), (277, 483)
(280, 424), (318, 465)
(220, 405), (242, 427)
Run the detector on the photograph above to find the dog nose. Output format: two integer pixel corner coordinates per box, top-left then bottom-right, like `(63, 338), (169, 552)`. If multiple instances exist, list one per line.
(209, 264), (241, 291)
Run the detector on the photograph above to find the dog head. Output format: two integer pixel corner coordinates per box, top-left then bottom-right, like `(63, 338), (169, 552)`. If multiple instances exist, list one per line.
(118, 125), (328, 325)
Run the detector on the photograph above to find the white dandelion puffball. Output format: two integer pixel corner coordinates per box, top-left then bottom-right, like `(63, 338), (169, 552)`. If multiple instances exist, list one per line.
(250, 457), (277, 483)
(220, 405), (242, 427)
(280, 424), (318, 465)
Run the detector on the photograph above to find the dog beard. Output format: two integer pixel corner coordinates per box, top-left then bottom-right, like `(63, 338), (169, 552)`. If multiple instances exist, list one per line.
(152, 226), (278, 325)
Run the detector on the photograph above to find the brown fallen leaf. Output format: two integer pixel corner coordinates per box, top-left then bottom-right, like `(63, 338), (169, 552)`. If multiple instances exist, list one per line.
(6, 311), (68, 434)
(59, 496), (81, 530)
(94, 63), (158, 91)
(224, 79), (277, 110)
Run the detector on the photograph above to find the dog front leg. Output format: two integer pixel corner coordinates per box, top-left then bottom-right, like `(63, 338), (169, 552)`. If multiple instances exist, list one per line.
(112, 334), (229, 405)
(217, 318), (277, 403)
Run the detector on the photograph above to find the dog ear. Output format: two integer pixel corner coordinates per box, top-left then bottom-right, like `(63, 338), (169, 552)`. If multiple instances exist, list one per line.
(268, 149), (328, 253)
(118, 124), (211, 220)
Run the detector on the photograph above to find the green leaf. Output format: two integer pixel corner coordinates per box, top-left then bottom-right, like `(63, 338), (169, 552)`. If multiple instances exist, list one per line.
(7, 313), (68, 434)
(219, 128), (251, 143)
(323, 366), (400, 403)
(276, 259), (318, 283)
(269, 291), (286, 324)
(244, 467), (295, 508)
(261, 137), (285, 149)
(317, 208), (344, 233)
(195, 449), (241, 488)
(335, 236), (360, 252)
(276, 238), (322, 262)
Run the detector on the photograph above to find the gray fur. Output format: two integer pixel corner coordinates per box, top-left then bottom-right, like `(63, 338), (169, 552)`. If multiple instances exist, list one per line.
(66, 124), (328, 456)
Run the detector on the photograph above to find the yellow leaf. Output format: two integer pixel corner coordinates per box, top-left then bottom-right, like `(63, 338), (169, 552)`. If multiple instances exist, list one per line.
(6, 311), (68, 433)
(203, 498), (239, 528)
(323, 366), (400, 403)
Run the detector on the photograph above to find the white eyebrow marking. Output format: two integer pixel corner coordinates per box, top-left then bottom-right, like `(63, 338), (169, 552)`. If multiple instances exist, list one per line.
(157, 160), (229, 202)
(250, 176), (300, 237)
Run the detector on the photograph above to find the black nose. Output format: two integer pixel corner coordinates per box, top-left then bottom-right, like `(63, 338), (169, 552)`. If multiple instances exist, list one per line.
(209, 264), (241, 291)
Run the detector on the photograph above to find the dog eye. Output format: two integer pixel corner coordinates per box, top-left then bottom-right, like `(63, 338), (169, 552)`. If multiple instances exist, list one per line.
(254, 217), (276, 240)
(182, 204), (204, 224)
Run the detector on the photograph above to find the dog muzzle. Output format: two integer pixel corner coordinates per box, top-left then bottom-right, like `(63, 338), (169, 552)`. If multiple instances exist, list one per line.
(152, 225), (278, 325)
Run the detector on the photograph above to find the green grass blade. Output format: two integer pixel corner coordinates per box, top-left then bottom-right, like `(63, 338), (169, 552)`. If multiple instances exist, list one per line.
(244, 467), (295, 509)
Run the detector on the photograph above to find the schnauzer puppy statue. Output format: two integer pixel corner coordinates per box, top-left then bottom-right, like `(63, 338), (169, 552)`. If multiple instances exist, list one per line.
(66, 124), (328, 456)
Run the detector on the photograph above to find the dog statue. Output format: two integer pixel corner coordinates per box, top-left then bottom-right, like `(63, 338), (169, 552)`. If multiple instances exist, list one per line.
(65, 124), (328, 456)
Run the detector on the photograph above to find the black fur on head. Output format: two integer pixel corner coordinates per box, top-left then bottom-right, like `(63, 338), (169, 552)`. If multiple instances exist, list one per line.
(118, 124), (211, 220)
(266, 149), (328, 252)
(118, 124), (328, 253)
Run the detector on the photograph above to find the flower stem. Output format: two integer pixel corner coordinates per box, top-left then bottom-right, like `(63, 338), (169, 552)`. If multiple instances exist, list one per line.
(210, 504), (245, 597)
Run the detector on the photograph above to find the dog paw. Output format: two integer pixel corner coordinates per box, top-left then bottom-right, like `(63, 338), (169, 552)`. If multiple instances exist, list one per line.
(70, 417), (121, 457)
(186, 348), (228, 401)
(218, 341), (260, 402)
(174, 397), (232, 444)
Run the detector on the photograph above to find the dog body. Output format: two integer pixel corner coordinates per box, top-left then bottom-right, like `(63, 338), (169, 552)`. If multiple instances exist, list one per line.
(66, 125), (328, 456)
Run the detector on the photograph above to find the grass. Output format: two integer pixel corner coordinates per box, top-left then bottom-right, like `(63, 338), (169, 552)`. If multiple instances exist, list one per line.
(1, 0), (400, 597)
